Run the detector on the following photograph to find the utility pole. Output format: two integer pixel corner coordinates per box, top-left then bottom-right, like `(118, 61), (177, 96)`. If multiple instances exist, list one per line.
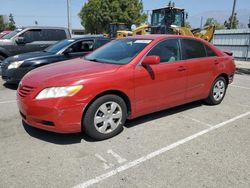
(230, 0), (237, 29)
(200, 16), (203, 29)
(67, 0), (72, 35)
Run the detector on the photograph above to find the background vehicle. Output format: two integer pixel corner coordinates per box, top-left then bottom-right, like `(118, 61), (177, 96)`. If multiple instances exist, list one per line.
(0, 30), (12, 39)
(17, 35), (235, 140)
(150, 4), (215, 42)
(1, 36), (110, 84)
(0, 26), (71, 64)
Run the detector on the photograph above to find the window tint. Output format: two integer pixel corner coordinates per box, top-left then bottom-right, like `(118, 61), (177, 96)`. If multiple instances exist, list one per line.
(69, 40), (94, 53)
(95, 39), (110, 49)
(205, 45), (217, 57)
(147, 39), (180, 63)
(21, 29), (43, 43)
(41, 29), (66, 41)
(182, 39), (206, 60)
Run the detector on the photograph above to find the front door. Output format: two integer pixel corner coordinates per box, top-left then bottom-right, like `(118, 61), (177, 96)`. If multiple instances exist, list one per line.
(134, 38), (187, 116)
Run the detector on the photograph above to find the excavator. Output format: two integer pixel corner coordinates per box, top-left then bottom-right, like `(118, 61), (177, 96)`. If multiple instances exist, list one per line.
(108, 3), (215, 42)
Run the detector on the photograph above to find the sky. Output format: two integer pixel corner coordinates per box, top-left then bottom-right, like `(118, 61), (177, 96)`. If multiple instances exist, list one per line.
(0, 0), (249, 29)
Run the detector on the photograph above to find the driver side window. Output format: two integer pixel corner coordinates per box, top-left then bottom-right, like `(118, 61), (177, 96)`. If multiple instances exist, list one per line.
(20, 29), (42, 43)
(147, 39), (180, 63)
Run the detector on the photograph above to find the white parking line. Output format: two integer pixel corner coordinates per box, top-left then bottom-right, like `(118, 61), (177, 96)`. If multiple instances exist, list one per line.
(182, 115), (212, 127)
(0, 100), (16, 104)
(74, 111), (250, 188)
(230, 85), (250, 90)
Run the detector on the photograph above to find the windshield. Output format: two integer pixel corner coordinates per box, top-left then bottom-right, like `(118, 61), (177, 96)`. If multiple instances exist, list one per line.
(2, 28), (23, 39)
(173, 11), (183, 27)
(45, 39), (75, 53)
(151, 10), (164, 26)
(85, 39), (152, 65)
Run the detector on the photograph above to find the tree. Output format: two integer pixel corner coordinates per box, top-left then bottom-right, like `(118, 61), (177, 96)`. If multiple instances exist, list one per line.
(79, 0), (147, 33)
(7, 13), (16, 30)
(204, 18), (225, 30)
(224, 13), (239, 29)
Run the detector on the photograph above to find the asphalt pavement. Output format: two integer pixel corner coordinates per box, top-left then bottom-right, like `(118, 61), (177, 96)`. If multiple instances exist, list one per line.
(0, 62), (250, 188)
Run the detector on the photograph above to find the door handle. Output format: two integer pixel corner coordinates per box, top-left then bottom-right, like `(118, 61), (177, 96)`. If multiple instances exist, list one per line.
(177, 66), (187, 72)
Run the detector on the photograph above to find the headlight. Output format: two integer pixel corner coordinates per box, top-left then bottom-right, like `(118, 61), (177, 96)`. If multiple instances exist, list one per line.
(8, 61), (24, 69)
(36, 85), (83, 99)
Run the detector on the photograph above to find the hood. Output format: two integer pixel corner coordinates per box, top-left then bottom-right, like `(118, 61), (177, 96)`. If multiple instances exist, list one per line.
(22, 58), (122, 86)
(0, 39), (12, 46)
(5, 51), (56, 63)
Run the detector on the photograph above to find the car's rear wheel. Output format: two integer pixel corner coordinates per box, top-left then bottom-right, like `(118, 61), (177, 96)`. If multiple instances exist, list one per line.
(83, 94), (127, 140)
(205, 76), (227, 105)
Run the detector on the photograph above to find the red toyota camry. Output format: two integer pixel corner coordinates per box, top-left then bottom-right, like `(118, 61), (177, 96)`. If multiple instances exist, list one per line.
(17, 35), (235, 140)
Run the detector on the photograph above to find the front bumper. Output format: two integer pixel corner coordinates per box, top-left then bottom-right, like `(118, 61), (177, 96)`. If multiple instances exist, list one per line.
(1, 65), (33, 84)
(17, 92), (87, 133)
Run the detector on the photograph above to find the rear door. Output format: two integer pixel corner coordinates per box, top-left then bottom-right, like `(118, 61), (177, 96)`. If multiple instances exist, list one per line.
(39, 29), (67, 50)
(134, 38), (187, 116)
(181, 38), (216, 102)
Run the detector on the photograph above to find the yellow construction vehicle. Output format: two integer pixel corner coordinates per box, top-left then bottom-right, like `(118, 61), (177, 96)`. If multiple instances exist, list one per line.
(108, 23), (131, 39)
(107, 23), (150, 39)
(150, 4), (215, 42)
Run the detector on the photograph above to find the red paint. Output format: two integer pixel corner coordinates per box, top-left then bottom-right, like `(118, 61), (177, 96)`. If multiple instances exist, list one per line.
(17, 35), (235, 133)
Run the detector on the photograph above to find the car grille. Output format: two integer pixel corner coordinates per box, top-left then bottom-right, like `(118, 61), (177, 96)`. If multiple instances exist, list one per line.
(18, 85), (35, 98)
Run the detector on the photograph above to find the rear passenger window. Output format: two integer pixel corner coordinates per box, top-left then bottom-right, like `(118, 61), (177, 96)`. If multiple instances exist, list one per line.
(147, 39), (181, 63)
(41, 29), (67, 41)
(182, 39), (206, 60)
(95, 39), (110, 49)
(205, 45), (217, 57)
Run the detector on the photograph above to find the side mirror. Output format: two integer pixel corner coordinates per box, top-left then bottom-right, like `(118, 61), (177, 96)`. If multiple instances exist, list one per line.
(16, 37), (26, 44)
(63, 47), (73, 55)
(142, 56), (160, 66)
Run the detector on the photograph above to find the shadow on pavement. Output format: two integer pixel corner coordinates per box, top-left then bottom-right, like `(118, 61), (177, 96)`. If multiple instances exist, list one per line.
(236, 68), (250, 75)
(3, 83), (18, 90)
(22, 100), (204, 144)
(125, 100), (203, 128)
(22, 121), (96, 145)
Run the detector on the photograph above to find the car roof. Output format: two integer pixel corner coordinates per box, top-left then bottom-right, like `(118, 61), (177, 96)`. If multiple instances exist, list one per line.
(126, 34), (208, 43)
(71, 36), (110, 40)
(20, 26), (68, 30)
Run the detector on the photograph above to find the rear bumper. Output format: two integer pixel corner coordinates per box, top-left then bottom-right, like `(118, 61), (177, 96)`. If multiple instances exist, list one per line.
(17, 95), (87, 133)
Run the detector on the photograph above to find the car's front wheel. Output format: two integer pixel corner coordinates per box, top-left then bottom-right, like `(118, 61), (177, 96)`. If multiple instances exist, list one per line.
(0, 55), (5, 65)
(83, 94), (127, 140)
(205, 76), (227, 105)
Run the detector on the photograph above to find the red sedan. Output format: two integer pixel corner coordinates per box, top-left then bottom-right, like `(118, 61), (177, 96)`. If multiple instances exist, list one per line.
(0, 30), (11, 38)
(17, 35), (235, 140)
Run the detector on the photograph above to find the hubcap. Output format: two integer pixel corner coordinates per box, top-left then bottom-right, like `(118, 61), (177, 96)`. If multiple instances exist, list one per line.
(94, 102), (122, 134)
(213, 80), (225, 101)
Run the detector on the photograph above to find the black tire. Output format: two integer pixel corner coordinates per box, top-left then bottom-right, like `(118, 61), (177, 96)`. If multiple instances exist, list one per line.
(205, 76), (227, 105)
(83, 94), (127, 140)
(0, 55), (5, 64)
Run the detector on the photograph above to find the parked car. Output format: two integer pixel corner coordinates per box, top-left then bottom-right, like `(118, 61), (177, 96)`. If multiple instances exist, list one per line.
(0, 26), (70, 64)
(17, 35), (235, 140)
(1, 37), (110, 84)
(0, 30), (12, 39)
